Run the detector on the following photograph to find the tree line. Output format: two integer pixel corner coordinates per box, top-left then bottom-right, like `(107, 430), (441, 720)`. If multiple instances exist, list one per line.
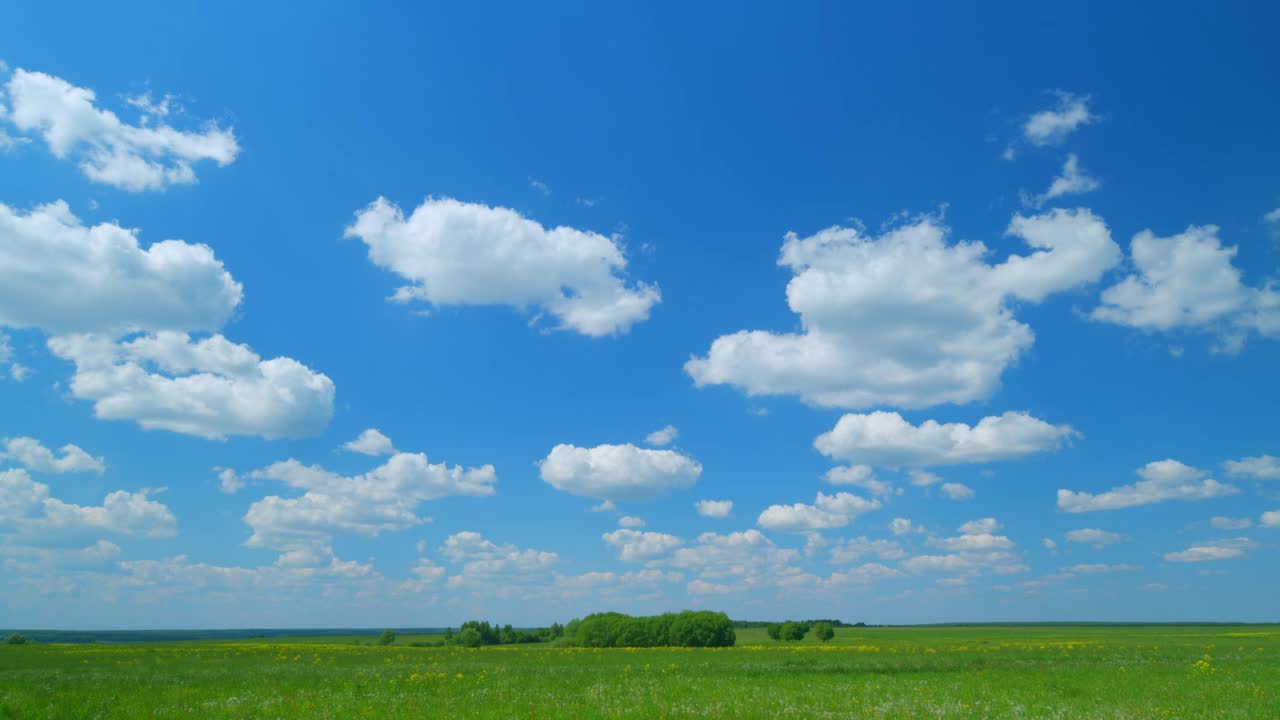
(766, 620), (836, 642)
(563, 611), (736, 648)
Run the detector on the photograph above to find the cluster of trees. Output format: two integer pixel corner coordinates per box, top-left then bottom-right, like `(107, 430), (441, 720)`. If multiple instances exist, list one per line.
(737, 618), (859, 629)
(766, 621), (836, 642)
(563, 611), (735, 648)
(4, 633), (27, 645)
(444, 621), (565, 648)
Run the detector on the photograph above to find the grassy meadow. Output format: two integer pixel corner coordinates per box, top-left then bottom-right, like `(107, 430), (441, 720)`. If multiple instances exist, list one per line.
(2, 624), (1278, 718)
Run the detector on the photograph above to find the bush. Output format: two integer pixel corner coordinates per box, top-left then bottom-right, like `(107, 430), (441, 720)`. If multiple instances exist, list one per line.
(780, 621), (810, 641)
(766, 623), (782, 641)
(5, 633), (27, 645)
(812, 622), (835, 642)
(377, 629), (396, 646)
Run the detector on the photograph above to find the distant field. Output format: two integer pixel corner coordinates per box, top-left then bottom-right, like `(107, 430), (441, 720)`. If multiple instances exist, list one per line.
(2, 624), (1278, 718)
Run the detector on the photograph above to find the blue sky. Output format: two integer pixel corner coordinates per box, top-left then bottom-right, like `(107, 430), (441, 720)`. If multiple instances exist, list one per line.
(2, 1), (1279, 629)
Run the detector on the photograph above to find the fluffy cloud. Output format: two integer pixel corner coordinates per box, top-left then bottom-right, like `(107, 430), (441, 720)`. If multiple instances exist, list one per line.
(618, 515), (646, 528)
(49, 333), (334, 440)
(1064, 528), (1128, 547)
(0, 201), (241, 336)
(1163, 537), (1256, 563)
(0, 468), (175, 540)
(3, 69), (238, 191)
(1057, 459), (1238, 513)
(1209, 516), (1252, 530)
(1092, 225), (1280, 351)
(815, 411), (1075, 467)
(244, 451), (496, 549)
(669, 529), (800, 590)
(1023, 92), (1097, 146)
(1027, 154), (1100, 208)
(345, 197), (660, 337)
(342, 428), (395, 456)
(822, 465), (896, 497)
(1064, 563), (1139, 573)
(216, 468), (244, 494)
(889, 518), (915, 536)
(829, 536), (905, 564)
(694, 499), (733, 518)
(645, 425), (678, 447)
(1, 436), (104, 473)
(439, 532), (558, 594)
(1223, 455), (1280, 480)
(400, 558), (446, 593)
(1261, 511), (1280, 528)
(757, 491), (881, 533)
(687, 210), (1119, 409)
(538, 443), (701, 502)
(940, 483), (975, 500)
(602, 529), (682, 562)
(901, 519), (1026, 576)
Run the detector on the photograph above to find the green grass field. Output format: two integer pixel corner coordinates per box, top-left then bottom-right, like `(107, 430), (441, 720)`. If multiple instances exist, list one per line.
(2, 625), (1277, 718)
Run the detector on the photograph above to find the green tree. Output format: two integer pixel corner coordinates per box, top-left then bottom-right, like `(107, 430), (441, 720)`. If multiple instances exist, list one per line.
(780, 621), (809, 642)
(766, 623), (782, 641)
(5, 633), (27, 645)
(812, 622), (835, 642)
(458, 627), (483, 648)
(377, 629), (396, 646)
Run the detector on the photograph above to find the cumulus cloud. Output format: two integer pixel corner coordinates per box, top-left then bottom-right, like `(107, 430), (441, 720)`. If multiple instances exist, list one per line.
(909, 470), (943, 487)
(0, 468), (175, 540)
(669, 529), (801, 591)
(1223, 455), (1280, 480)
(1209, 516), (1252, 530)
(822, 465), (896, 497)
(3, 69), (238, 191)
(1064, 528), (1128, 547)
(602, 529), (682, 562)
(1, 436), (104, 473)
(1092, 225), (1280, 352)
(49, 332), (335, 440)
(0, 200), (241, 336)
(439, 532), (558, 594)
(644, 425), (678, 447)
(244, 451), (496, 549)
(344, 197), (660, 337)
(902, 518), (1026, 576)
(890, 518), (915, 536)
(687, 210), (1119, 409)
(940, 483), (975, 500)
(1163, 537), (1256, 563)
(1027, 154), (1100, 208)
(1023, 92), (1097, 146)
(538, 443), (701, 502)
(1261, 511), (1280, 528)
(215, 467), (244, 494)
(829, 536), (905, 564)
(1057, 459), (1238, 513)
(815, 411), (1076, 467)
(757, 491), (881, 533)
(694, 499), (733, 518)
(617, 515), (645, 528)
(342, 428), (395, 456)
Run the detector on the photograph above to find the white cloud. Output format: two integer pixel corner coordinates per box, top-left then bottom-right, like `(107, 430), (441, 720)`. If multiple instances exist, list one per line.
(1027, 154), (1100, 208)
(216, 467), (243, 494)
(1, 437), (104, 473)
(1092, 225), (1280, 351)
(909, 469), (943, 487)
(1064, 528), (1128, 547)
(400, 558), (446, 593)
(829, 536), (905, 564)
(1042, 538), (1057, 551)
(669, 529), (800, 589)
(9, 363), (31, 381)
(644, 425), (678, 447)
(1058, 459), (1238, 513)
(342, 428), (395, 456)
(890, 518), (914, 535)
(440, 532), (558, 594)
(1223, 455), (1280, 480)
(0, 468), (175, 540)
(49, 332), (334, 440)
(1208, 516), (1252, 530)
(822, 465), (896, 497)
(244, 451), (496, 549)
(618, 515), (645, 528)
(1024, 92), (1097, 146)
(1163, 537), (1256, 563)
(1261, 511), (1280, 528)
(757, 491), (881, 533)
(687, 211), (1120, 410)
(538, 443), (701, 502)
(590, 500), (616, 513)
(602, 529), (682, 562)
(940, 482), (975, 500)
(0, 200), (241, 336)
(694, 499), (733, 518)
(901, 519), (1026, 576)
(345, 197), (660, 337)
(4, 69), (238, 191)
(1064, 563), (1139, 573)
(815, 411), (1076, 467)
